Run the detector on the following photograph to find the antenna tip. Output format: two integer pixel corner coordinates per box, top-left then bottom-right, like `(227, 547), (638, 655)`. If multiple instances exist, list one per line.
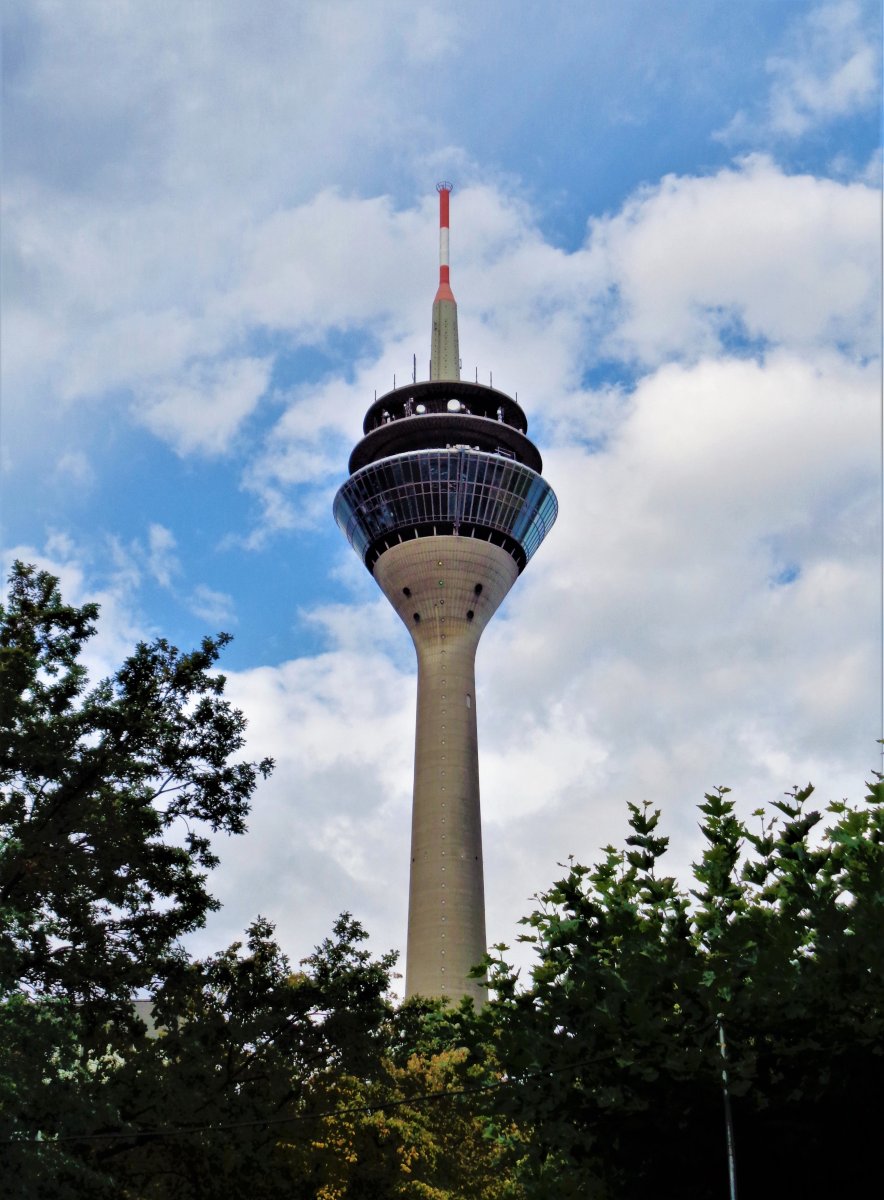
(436, 180), (453, 193)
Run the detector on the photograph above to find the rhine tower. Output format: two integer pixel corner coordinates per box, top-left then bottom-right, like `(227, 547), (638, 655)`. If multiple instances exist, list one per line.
(334, 184), (558, 1002)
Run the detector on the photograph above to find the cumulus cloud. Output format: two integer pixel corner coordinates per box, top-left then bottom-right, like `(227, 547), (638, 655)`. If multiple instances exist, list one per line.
(54, 451), (95, 488)
(238, 159), (878, 547)
(196, 336), (878, 975)
(213, 160), (878, 973)
(581, 156), (880, 365)
(503, 352), (878, 735)
(230, 191), (435, 337)
(767, 0), (880, 135)
(199, 645), (417, 965)
(1, 0), (458, 443)
(3, 0), (880, 981)
(471, 347), (877, 957)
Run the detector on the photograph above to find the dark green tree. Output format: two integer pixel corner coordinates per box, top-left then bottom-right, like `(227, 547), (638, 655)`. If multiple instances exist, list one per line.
(0, 561), (273, 1194)
(0, 563), (517, 1200)
(483, 774), (884, 1199)
(82, 914), (398, 1200)
(8, 562), (878, 1199)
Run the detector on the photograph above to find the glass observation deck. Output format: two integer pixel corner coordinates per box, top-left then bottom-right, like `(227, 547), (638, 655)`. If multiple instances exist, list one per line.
(334, 448), (558, 572)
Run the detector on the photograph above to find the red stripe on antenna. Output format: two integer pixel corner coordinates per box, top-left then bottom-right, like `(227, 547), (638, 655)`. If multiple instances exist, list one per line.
(437, 183), (451, 227)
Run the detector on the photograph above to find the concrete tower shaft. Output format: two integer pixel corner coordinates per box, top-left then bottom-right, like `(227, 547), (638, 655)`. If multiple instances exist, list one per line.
(333, 185), (557, 1003)
(374, 536), (519, 1002)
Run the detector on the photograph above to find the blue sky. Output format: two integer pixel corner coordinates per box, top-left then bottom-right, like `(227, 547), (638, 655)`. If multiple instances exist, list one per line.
(2, 0), (881, 984)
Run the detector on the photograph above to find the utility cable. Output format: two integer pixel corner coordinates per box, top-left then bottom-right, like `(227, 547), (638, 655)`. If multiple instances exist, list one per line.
(1, 1051), (618, 1147)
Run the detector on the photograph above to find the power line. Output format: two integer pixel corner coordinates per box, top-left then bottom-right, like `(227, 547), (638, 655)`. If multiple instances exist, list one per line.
(2, 1052), (617, 1147)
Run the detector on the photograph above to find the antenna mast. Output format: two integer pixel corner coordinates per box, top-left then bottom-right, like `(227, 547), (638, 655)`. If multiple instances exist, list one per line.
(430, 182), (460, 381)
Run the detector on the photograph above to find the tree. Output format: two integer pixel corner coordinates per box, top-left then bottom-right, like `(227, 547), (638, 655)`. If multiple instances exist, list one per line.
(0, 563), (519, 1199)
(1, 561), (274, 1003)
(290, 996), (525, 1200)
(11, 561), (877, 1198)
(0, 561), (272, 1193)
(84, 914), (398, 1200)
(117, 924), (521, 1200)
(482, 774), (884, 1199)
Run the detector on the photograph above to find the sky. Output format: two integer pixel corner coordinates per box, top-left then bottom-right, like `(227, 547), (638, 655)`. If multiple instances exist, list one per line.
(2, 0), (882, 990)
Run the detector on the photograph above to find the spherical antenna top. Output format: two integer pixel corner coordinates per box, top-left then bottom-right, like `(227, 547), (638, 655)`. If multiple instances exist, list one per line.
(436, 181), (453, 193)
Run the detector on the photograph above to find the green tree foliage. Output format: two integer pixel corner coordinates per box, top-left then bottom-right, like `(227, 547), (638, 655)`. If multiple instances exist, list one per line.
(5, 909), (515, 1199)
(306, 997), (524, 1200)
(4, 563), (880, 1198)
(0, 561), (272, 1194)
(482, 778), (884, 1198)
(1, 561), (273, 1003)
(0, 564), (516, 1199)
(78, 914), (398, 1200)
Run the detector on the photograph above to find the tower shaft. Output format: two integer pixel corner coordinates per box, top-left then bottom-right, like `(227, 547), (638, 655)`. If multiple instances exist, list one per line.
(374, 536), (518, 1003)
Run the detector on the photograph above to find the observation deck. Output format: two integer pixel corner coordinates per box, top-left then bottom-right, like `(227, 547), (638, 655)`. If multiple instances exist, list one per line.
(335, 380), (557, 573)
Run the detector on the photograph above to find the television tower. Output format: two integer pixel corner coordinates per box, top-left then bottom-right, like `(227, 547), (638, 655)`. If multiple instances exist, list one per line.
(334, 184), (557, 1003)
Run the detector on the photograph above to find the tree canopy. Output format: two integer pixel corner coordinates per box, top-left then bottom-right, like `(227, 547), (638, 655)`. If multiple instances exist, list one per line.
(0, 562), (271, 1193)
(482, 777), (884, 1198)
(1, 561), (273, 1005)
(0, 564), (512, 1199)
(2, 561), (880, 1198)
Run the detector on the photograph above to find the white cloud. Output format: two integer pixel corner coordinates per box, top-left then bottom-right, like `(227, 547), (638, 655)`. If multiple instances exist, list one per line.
(188, 584), (237, 627)
(198, 645), (418, 969)
(147, 523), (180, 589)
(474, 349), (877, 959)
(191, 334), (879, 978)
(3, 0), (880, 984)
(236, 159), (878, 552)
(1, 0), (459, 443)
(720, 0), (881, 142)
(139, 356), (273, 456)
(767, 0), (880, 135)
(230, 191), (435, 336)
(582, 156), (880, 365)
(8, 158), (876, 492)
(54, 451), (95, 488)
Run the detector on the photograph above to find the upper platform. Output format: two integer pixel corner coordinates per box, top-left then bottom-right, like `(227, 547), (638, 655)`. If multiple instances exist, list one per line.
(350, 379), (542, 474)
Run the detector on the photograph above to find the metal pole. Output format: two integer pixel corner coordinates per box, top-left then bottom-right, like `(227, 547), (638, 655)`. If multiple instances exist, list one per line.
(717, 1015), (738, 1200)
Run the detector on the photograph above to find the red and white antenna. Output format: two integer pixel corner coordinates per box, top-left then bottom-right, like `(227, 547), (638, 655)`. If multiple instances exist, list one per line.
(430, 181), (460, 381)
(435, 181), (455, 303)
